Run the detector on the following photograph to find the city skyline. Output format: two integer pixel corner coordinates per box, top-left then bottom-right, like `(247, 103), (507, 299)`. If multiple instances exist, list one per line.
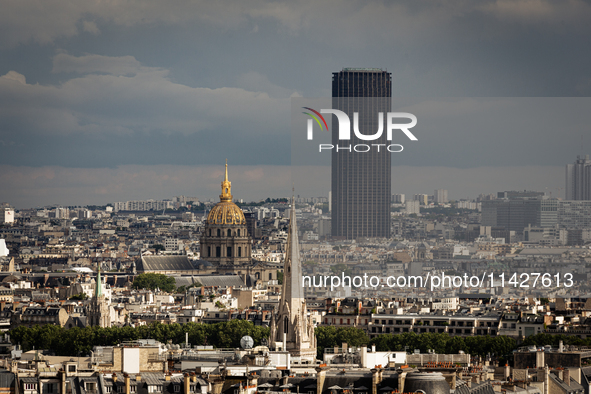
(0, 163), (571, 209)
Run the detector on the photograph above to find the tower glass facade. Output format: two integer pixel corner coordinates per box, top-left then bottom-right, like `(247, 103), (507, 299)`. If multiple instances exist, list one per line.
(566, 155), (591, 200)
(331, 68), (391, 239)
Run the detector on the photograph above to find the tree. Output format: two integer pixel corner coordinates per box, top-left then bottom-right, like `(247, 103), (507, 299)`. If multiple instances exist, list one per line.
(70, 293), (87, 300)
(132, 273), (176, 293)
(152, 244), (165, 252)
(330, 263), (352, 277)
(315, 326), (368, 359)
(277, 271), (284, 285)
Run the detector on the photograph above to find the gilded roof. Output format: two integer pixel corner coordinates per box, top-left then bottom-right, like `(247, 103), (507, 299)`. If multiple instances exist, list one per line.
(207, 162), (246, 225)
(207, 201), (246, 225)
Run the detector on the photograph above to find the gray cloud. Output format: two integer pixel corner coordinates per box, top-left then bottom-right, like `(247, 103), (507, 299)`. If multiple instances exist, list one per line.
(2, 0), (591, 207)
(52, 53), (147, 75)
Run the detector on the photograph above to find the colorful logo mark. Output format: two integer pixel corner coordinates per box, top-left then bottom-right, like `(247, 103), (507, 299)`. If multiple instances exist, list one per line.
(302, 107), (328, 140)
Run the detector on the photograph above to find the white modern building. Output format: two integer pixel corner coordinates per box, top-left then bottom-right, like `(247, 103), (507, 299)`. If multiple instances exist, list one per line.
(0, 207), (14, 224)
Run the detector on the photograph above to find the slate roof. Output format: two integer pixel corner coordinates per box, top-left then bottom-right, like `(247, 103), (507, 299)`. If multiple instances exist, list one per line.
(548, 373), (585, 394)
(469, 381), (496, 394)
(186, 275), (245, 288)
(0, 370), (15, 389)
(137, 256), (196, 272)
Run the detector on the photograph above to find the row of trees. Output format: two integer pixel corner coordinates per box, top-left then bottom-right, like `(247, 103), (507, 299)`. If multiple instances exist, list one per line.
(11, 323), (575, 361)
(9, 321), (269, 356)
(315, 326), (517, 360)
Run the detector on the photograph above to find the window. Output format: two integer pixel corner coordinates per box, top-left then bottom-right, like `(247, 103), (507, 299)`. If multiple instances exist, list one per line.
(217, 229), (221, 237)
(227, 247), (232, 257)
(68, 365), (76, 373)
(238, 247), (242, 257)
(130, 386), (136, 393)
(237, 229), (241, 236)
(207, 246), (211, 257)
(174, 385), (180, 392)
(105, 387), (112, 393)
(216, 247), (221, 257)
(209, 229), (211, 236)
(269, 272), (272, 280)
(227, 229), (232, 237)
(25, 384), (36, 391)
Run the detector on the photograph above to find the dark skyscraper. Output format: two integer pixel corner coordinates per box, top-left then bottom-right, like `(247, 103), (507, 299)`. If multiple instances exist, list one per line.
(566, 155), (591, 200)
(331, 68), (391, 239)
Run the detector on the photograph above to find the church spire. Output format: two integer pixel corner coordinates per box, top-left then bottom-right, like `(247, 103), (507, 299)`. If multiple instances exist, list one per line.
(95, 264), (102, 298)
(281, 195), (304, 317)
(220, 159), (232, 202)
(269, 191), (316, 361)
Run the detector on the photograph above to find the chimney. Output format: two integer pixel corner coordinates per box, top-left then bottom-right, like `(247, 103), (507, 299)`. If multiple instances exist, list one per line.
(564, 369), (570, 386)
(113, 374), (118, 383)
(361, 346), (368, 367)
(397, 371), (407, 394)
(315, 365), (328, 394)
(124, 373), (130, 394)
(136, 375), (141, 382)
(60, 369), (66, 394)
(184, 373), (190, 394)
(165, 373), (171, 381)
(371, 368), (379, 394)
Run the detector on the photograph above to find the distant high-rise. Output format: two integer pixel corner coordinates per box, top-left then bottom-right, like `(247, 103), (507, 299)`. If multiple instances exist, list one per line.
(331, 68), (391, 239)
(566, 155), (591, 200)
(392, 194), (405, 204)
(434, 189), (448, 204)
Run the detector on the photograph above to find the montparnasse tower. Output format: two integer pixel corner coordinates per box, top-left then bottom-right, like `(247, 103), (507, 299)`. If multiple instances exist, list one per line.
(200, 161), (252, 266)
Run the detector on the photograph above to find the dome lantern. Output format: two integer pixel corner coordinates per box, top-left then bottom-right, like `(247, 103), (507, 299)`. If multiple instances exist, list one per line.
(207, 161), (246, 225)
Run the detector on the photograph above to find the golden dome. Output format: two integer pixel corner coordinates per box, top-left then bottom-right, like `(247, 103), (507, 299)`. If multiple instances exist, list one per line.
(207, 161), (246, 225)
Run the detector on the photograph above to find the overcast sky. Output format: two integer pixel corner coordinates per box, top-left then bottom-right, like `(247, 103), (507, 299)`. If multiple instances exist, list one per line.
(1, 0), (591, 208)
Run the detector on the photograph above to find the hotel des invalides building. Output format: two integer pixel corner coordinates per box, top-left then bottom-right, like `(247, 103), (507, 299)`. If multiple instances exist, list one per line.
(135, 162), (280, 286)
